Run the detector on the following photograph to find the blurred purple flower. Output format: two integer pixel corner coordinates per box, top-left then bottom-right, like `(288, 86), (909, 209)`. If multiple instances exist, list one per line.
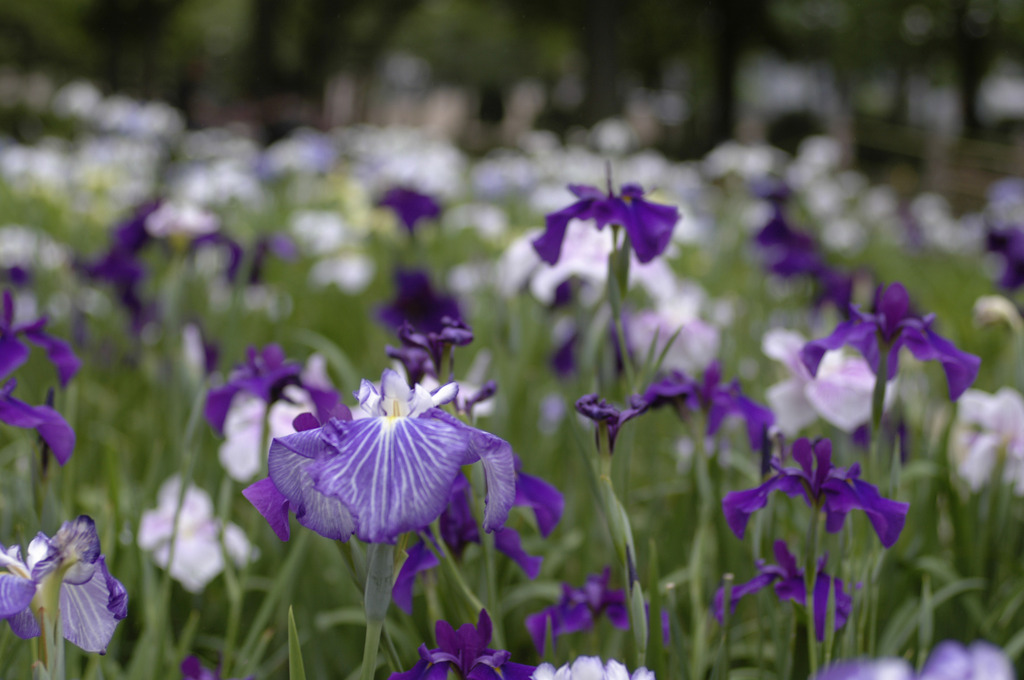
(533, 183), (679, 265)
(640, 361), (774, 451)
(575, 393), (648, 454)
(714, 540), (851, 642)
(378, 187), (442, 233)
(986, 226), (1024, 291)
(0, 379), (76, 465)
(525, 567), (629, 655)
(181, 655), (254, 680)
(722, 437), (908, 548)
(390, 609), (534, 680)
(0, 290), (81, 387)
(801, 282), (981, 401)
(378, 269), (463, 335)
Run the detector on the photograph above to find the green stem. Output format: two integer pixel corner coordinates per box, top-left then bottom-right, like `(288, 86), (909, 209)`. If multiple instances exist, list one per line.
(804, 510), (822, 675)
(868, 341), (889, 482)
(360, 543), (395, 680)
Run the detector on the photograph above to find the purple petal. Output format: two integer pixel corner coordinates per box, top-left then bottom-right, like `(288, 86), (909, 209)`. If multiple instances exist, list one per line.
(204, 384), (241, 436)
(0, 337), (29, 383)
(513, 472), (564, 537)
(533, 200), (592, 264)
(242, 477), (292, 542)
(0, 391), (76, 465)
(721, 476), (792, 539)
(801, 321), (880, 376)
(310, 417), (467, 543)
(621, 196), (678, 263)
(390, 658), (450, 680)
(713, 572), (778, 622)
(524, 607), (556, 654)
(392, 541), (440, 615)
(0, 573), (35, 617)
(812, 572), (852, 642)
(61, 556), (127, 654)
(494, 528), (542, 579)
(849, 480), (909, 548)
(23, 330), (81, 387)
(267, 428), (355, 541)
(7, 606), (40, 639)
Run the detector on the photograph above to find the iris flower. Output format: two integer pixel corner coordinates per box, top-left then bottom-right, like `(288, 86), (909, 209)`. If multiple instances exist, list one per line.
(390, 609), (534, 680)
(245, 369), (515, 545)
(0, 516), (127, 654)
(722, 437), (908, 548)
(0, 290), (80, 387)
(532, 657), (653, 680)
(524, 567), (629, 655)
(533, 183), (679, 265)
(714, 540), (851, 642)
(801, 282), (980, 401)
(378, 187), (442, 233)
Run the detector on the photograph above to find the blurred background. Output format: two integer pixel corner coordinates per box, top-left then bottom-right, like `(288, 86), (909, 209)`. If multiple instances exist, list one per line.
(1, 0), (1023, 206)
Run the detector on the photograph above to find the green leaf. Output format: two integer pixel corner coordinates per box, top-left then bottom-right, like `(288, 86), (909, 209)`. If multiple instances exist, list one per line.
(288, 606), (307, 680)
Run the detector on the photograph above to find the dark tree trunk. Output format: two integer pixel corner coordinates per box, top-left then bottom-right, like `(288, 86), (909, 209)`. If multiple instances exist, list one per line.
(954, 0), (987, 133)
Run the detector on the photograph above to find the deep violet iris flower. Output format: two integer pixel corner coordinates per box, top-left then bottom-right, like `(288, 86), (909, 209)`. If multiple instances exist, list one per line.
(722, 437), (908, 548)
(181, 656), (254, 680)
(0, 290), (80, 387)
(525, 567), (629, 655)
(714, 539), (851, 642)
(0, 516), (127, 654)
(390, 609), (534, 680)
(245, 369), (515, 544)
(378, 187), (442, 233)
(639, 361), (774, 450)
(533, 183), (679, 265)
(986, 226), (1024, 291)
(801, 282), (980, 401)
(378, 269), (464, 335)
(575, 394), (648, 454)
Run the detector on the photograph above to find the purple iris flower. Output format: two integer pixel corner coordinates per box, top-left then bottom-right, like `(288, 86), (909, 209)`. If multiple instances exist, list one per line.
(714, 540), (851, 642)
(392, 458), (563, 613)
(0, 290), (81, 387)
(754, 200), (822, 278)
(723, 437), (908, 547)
(191, 233), (298, 285)
(390, 609), (534, 680)
(246, 369), (515, 544)
(525, 567), (629, 655)
(0, 380), (76, 465)
(801, 282), (981, 401)
(205, 344), (337, 436)
(181, 656), (255, 680)
(986, 226), (1024, 290)
(0, 516), (127, 654)
(75, 247), (154, 333)
(378, 269), (464, 335)
(378, 187), (442, 233)
(575, 394), (648, 454)
(396, 317), (474, 378)
(533, 183), (679, 265)
(639, 361), (774, 450)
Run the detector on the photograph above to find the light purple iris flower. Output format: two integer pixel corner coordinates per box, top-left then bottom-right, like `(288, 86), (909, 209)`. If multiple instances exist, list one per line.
(722, 437), (908, 548)
(390, 609), (534, 680)
(811, 640), (1014, 680)
(714, 540), (851, 642)
(533, 183), (679, 265)
(0, 290), (80, 387)
(524, 567), (629, 655)
(245, 369), (515, 545)
(0, 516), (127, 654)
(801, 282), (981, 401)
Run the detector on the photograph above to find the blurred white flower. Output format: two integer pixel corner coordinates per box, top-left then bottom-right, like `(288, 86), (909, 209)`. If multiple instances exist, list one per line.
(953, 388), (1024, 493)
(532, 656), (654, 680)
(144, 201), (219, 239)
(763, 328), (891, 436)
(138, 476), (256, 593)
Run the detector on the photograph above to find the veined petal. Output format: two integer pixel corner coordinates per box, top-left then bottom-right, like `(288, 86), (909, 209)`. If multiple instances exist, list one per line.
(0, 573), (35, 617)
(243, 477), (292, 541)
(310, 417), (467, 543)
(7, 606), (40, 639)
(267, 429), (355, 541)
(60, 556), (126, 654)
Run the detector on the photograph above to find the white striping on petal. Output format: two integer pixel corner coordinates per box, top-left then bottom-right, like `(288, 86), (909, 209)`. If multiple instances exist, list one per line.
(60, 561), (121, 654)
